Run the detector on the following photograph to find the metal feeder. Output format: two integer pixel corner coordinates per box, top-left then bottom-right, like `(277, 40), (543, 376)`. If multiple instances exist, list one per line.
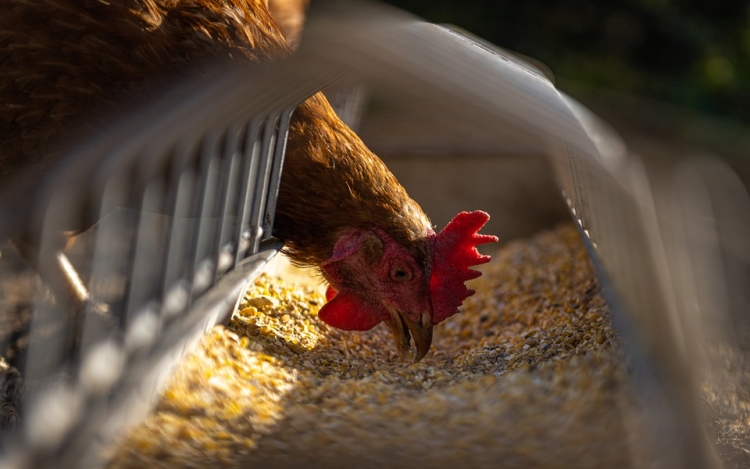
(1, 2), (747, 468)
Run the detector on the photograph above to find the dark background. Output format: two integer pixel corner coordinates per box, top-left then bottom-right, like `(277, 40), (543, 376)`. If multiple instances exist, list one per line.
(381, 0), (750, 157)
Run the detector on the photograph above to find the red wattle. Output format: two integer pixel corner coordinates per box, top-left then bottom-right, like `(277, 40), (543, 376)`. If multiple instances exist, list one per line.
(318, 292), (383, 331)
(325, 285), (337, 301)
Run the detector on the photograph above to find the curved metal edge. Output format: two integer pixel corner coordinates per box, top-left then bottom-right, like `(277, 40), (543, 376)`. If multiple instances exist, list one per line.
(0, 241), (282, 469)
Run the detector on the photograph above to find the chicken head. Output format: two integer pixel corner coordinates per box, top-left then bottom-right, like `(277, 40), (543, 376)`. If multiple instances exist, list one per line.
(319, 211), (498, 361)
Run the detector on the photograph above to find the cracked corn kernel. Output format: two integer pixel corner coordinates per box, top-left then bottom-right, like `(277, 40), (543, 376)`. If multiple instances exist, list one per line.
(107, 224), (635, 469)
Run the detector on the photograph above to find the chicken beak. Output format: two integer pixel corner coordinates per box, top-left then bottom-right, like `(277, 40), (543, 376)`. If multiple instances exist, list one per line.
(384, 305), (433, 362)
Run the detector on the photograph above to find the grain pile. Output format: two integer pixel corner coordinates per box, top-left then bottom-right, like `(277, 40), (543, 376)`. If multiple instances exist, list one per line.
(703, 345), (750, 469)
(107, 224), (636, 469)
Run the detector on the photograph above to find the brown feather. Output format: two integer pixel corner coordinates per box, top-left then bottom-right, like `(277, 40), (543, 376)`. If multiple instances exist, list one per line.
(0, 0), (432, 271)
(275, 93), (432, 268)
(0, 0), (289, 183)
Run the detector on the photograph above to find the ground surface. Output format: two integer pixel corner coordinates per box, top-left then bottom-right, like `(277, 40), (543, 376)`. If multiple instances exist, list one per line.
(2, 225), (747, 467)
(107, 225), (637, 469)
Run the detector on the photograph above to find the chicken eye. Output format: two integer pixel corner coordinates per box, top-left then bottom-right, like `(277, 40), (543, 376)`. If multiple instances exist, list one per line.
(390, 265), (413, 282)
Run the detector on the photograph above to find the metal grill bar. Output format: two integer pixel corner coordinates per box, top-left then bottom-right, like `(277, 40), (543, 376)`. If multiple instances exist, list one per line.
(0, 56), (304, 466)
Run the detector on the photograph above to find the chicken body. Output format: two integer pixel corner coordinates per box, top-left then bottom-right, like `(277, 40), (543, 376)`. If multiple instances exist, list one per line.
(276, 94), (432, 268)
(0, 0), (494, 361)
(0, 0), (289, 182)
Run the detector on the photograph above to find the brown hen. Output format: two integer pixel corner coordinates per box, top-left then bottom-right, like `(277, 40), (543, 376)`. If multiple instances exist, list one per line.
(0, 0), (496, 361)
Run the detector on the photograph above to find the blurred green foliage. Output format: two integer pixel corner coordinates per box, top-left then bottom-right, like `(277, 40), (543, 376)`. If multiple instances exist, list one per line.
(382, 0), (750, 124)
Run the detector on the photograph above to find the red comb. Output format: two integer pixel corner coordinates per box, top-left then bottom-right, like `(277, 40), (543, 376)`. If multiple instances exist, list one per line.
(429, 211), (498, 324)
